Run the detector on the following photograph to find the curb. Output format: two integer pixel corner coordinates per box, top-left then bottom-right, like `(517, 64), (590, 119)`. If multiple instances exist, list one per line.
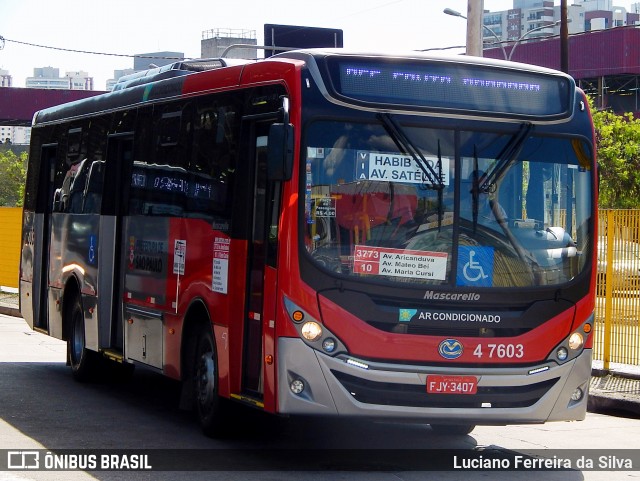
(0, 305), (20, 318)
(588, 391), (640, 415)
(588, 373), (640, 416)
(592, 367), (640, 382)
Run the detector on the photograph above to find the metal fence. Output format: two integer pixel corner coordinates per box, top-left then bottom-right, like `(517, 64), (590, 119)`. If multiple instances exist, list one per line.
(594, 210), (640, 369)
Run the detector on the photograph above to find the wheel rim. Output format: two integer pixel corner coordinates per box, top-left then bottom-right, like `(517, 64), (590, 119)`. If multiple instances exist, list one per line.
(196, 349), (216, 411)
(71, 308), (84, 364)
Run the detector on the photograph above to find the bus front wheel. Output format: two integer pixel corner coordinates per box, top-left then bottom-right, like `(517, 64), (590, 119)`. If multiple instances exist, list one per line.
(194, 327), (230, 437)
(67, 296), (98, 382)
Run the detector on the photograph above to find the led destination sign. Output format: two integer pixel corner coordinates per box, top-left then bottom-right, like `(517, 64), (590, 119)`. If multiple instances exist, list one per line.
(329, 58), (573, 118)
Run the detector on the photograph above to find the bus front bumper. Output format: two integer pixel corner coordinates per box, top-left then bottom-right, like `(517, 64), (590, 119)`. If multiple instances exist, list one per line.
(277, 338), (591, 424)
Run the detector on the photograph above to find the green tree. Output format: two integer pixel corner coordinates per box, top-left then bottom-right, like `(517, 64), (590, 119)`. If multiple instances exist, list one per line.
(0, 147), (27, 207)
(590, 97), (640, 208)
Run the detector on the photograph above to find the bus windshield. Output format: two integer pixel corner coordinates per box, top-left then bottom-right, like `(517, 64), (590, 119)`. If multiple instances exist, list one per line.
(303, 119), (593, 288)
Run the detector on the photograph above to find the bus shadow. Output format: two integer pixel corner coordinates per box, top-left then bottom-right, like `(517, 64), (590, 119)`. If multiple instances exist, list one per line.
(0, 362), (586, 479)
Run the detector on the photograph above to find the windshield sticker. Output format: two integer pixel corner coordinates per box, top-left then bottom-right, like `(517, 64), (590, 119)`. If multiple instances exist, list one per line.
(456, 246), (494, 287)
(173, 239), (186, 275)
(355, 151), (450, 185)
(314, 197), (336, 217)
(305, 160), (314, 224)
(354, 245), (447, 280)
(399, 309), (418, 322)
(213, 236), (230, 294)
(398, 309), (504, 324)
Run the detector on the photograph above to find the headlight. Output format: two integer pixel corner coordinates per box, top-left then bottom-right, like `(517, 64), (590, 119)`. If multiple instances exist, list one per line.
(557, 347), (568, 361)
(568, 332), (584, 350)
(301, 321), (323, 341)
(322, 338), (337, 353)
(283, 296), (347, 355)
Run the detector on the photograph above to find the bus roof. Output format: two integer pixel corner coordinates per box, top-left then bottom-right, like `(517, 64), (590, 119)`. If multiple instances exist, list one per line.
(32, 49), (576, 127)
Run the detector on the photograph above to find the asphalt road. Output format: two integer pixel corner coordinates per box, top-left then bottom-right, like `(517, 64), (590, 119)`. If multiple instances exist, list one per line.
(1, 314), (639, 481)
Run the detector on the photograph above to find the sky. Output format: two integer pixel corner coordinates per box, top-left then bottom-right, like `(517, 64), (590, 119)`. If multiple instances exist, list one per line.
(0, 0), (636, 90)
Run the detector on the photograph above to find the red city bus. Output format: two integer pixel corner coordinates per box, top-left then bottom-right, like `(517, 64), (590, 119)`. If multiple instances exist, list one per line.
(20, 51), (597, 436)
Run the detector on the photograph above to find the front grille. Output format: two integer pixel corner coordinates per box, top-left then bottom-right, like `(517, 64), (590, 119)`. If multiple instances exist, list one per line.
(367, 321), (529, 338)
(332, 370), (559, 409)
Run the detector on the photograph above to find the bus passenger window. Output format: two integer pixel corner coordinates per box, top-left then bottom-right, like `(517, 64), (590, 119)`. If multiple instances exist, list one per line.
(82, 160), (105, 214)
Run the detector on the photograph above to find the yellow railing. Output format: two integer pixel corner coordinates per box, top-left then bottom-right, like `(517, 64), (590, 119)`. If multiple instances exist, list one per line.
(0, 208), (22, 289)
(594, 210), (640, 369)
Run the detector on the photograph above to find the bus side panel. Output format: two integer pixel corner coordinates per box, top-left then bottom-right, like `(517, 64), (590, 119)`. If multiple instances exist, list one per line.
(214, 237), (250, 397)
(19, 209), (36, 329)
(96, 215), (118, 350)
(121, 216), (169, 369)
(261, 265), (278, 412)
(45, 213), (64, 341)
(164, 218), (223, 381)
(48, 212), (100, 345)
(162, 218), (247, 395)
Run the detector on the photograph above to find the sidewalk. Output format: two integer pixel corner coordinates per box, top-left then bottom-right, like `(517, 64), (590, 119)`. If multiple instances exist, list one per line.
(0, 287), (19, 318)
(589, 361), (640, 416)
(1, 288), (638, 417)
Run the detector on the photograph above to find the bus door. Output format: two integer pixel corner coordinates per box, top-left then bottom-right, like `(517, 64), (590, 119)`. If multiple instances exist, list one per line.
(31, 144), (58, 332)
(241, 120), (281, 400)
(97, 133), (133, 354)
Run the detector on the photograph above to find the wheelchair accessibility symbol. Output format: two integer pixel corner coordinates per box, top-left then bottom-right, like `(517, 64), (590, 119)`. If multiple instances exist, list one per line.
(463, 250), (488, 282)
(457, 246), (494, 286)
(88, 235), (97, 265)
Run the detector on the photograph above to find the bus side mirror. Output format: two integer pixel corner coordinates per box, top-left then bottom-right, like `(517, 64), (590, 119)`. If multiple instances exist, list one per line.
(267, 123), (294, 181)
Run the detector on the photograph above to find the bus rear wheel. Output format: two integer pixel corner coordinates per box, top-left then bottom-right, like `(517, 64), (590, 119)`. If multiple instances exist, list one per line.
(67, 296), (98, 382)
(430, 424), (476, 435)
(194, 327), (230, 437)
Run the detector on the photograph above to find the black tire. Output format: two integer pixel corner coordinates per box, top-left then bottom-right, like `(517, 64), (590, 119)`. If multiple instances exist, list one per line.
(430, 424), (476, 435)
(67, 296), (99, 382)
(193, 326), (230, 437)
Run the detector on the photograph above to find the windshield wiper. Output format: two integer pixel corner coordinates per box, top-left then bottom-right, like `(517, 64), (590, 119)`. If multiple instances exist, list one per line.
(480, 122), (533, 194)
(377, 113), (445, 228)
(377, 113), (444, 189)
(472, 146), (480, 234)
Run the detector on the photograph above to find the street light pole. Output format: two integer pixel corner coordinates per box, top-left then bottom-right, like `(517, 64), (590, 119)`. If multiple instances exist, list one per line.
(443, 7), (508, 60)
(561, 0), (569, 73)
(466, 0), (484, 57)
(507, 20), (564, 61)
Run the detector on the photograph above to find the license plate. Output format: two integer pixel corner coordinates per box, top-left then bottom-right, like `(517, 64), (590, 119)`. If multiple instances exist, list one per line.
(426, 375), (478, 395)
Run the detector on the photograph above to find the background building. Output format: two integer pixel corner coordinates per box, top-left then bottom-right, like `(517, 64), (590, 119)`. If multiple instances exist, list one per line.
(201, 28), (257, 59)
(0, 69), (11, 88)
(482, 1), (640, 115)
(0, 69), (28, 145)
(0, 125), (30, 145)
(26, 67), (94, 90)
(482, 0), (640, 49)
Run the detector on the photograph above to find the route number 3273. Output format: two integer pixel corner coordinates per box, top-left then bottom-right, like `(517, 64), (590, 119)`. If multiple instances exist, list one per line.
(473, 343), (524, 359)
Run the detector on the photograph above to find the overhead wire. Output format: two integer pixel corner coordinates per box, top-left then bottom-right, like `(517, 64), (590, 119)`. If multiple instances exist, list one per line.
(0, 35), (191, 61)
(0, 1), (410, 60)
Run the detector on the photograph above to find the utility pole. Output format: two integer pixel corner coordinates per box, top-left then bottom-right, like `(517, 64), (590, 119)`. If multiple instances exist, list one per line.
(466, 0), (484, 56)
(561, 0), (569, 73)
